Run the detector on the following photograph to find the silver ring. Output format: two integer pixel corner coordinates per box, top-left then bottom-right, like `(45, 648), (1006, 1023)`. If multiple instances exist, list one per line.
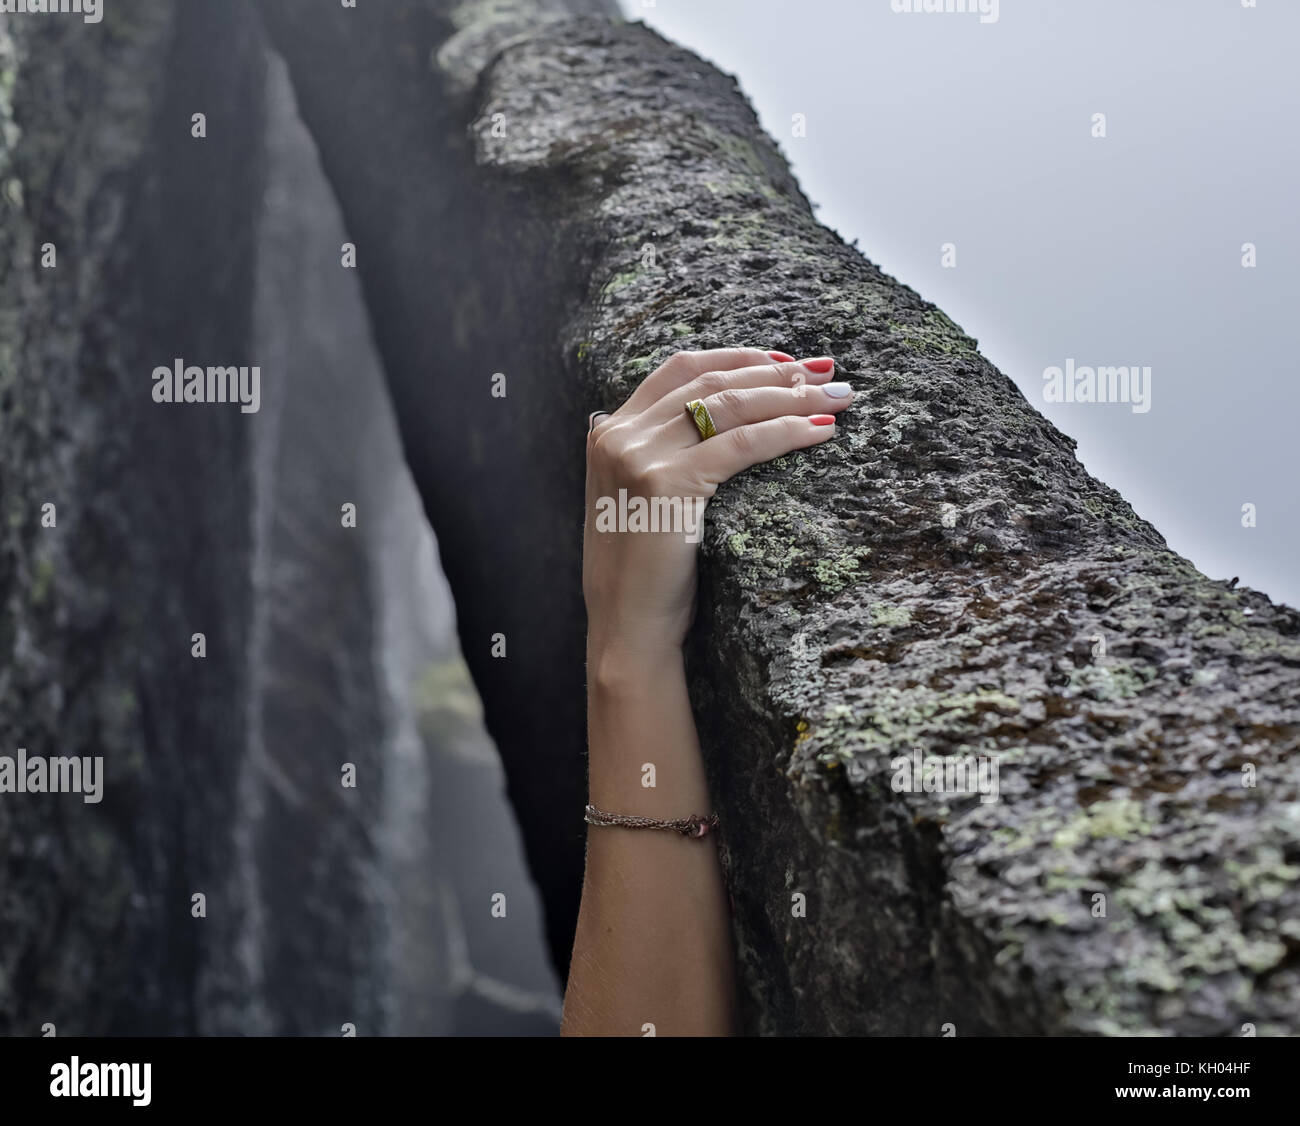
(588, 410), (611, 433)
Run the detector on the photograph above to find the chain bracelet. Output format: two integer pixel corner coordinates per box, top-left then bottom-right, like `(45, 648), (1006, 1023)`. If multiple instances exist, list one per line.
(584, 804), (719, 840)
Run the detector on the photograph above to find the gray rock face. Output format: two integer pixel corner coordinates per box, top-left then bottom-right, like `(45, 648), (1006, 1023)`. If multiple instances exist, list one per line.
(5, 0), (1295, 1038)
(246, 52), (559, 1035)
(0, 0), (265, 1033)
(270, 0), (1300, 1034)
(1, 1), (558, 1036)
(470, 18), (1300, 1034)
(259, 0), (626, 977)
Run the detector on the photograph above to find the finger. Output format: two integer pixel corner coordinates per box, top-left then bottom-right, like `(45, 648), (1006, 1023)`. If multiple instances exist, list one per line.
(646, 358), (836, 424)
(621, 347), (791, 415)
(683, 413), (839, 485)
(673, 382), (853, 446)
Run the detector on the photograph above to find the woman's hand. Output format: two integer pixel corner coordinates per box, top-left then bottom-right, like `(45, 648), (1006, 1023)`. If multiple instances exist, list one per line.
(565, 346), (851, 1036)
(582, 347), (851, 658)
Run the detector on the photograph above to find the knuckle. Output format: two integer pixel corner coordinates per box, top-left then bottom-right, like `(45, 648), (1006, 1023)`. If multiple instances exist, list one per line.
(649, 354), (680, 382)
(727, 424), (757, 459)
(693, 369), (729, 396)
(629, 460), (668, 494)
(588, 424), (625, 465)
(710, 386), (748, 416)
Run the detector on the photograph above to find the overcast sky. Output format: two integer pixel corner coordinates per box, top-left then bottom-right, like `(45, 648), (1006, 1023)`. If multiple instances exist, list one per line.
(636, 0), (1298, 608)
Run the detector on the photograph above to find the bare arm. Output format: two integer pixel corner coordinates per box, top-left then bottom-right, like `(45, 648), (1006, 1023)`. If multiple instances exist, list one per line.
(562, 644), (732, 1036)
(561, 347), (849, 1036)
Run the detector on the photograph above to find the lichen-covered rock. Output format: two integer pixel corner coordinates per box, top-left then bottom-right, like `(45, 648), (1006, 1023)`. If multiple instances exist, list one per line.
(249, 53), (561, 1034)
(266, 1), (1300, 1034)
(261, 0), (624, 977)
(0, 0), (265, 1032)
(472, 19), (1300, 1034)
(2, 1), (562, 1036)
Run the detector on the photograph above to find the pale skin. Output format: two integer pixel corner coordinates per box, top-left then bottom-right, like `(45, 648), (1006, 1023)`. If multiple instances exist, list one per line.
(561, 347), (852, 1036)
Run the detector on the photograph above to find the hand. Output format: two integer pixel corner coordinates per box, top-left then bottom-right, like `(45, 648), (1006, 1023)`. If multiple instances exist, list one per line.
(582, 347), (851, 658)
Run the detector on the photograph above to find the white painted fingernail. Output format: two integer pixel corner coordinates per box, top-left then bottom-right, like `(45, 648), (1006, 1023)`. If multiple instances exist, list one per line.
(823, 382), (853, 398)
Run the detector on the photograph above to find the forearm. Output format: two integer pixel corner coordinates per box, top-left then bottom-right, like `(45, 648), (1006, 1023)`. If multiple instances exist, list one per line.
(564, 347), (843, 1034)
(560, 641), (735, 1036)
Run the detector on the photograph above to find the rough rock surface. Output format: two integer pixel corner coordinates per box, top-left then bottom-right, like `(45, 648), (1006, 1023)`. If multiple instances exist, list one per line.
(0, 0), (265, 1032)
(259, 0), (622, 978)
(477, 18), (1300, 1034)
(270, 0), (1300, 1034)
(1, 0), (560, 1035)
(248, 52), (560, 1034)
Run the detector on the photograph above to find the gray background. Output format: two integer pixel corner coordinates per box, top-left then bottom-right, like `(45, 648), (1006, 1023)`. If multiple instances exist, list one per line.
(640, 0), (1298, 607)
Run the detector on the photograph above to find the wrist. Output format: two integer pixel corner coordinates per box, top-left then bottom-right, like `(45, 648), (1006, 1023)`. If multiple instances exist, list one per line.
(587, 636), (685, 697)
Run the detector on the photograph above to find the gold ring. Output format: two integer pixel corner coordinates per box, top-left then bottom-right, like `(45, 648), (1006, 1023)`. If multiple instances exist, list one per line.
(684, 399), (717, 441)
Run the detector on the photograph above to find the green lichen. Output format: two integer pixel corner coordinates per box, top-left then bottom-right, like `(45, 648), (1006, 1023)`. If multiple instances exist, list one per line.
(702, 173), (780, 203)
(414, 656), (485, 744)
(1052, 798), (1151, 849)
(1066, 661), (1154, 702)
(1081, 493), (1141, 532)
(870, 602), (912, 628)
(702, 212), (765, 252)
(601, 267), (639, 297)
(0, 21), (19, 167)
(886, 308), (978, 356)
(873, 398), (935, 445)
(1106, 856), (1291, 985)
(815, 683), (1023, 763)
(699, 211), (826, 264)
(30, 557), (53, 606)
(1224, 849), (1300, 904)
(811, 548), (867, 593)
(694, 122), (769, 180)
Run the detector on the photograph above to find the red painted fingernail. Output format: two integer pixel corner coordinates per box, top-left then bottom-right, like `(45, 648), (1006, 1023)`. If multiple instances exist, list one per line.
(802, 357), (834, 374)
(810, 414), (836, 426)
(768, 351), (796, 363)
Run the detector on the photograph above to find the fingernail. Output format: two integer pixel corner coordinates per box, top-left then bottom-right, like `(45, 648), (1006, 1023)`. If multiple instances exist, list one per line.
(802, 357), (834, 374)
(823, 382), (852, 398)
(810, 414), (836, 426)
(768, 351), (796, 363)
